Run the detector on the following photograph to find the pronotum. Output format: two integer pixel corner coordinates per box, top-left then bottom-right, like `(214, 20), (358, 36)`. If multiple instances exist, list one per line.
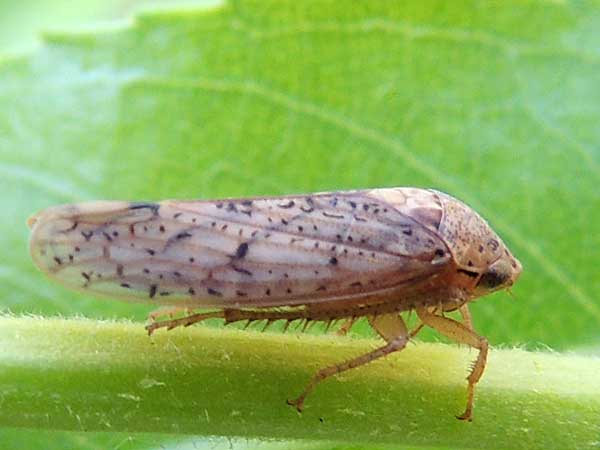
(28, 187), (522, 420)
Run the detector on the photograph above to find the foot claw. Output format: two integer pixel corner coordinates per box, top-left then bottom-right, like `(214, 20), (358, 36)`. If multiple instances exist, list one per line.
(286, 398), (304, 413)
(456, 411), (473, 422)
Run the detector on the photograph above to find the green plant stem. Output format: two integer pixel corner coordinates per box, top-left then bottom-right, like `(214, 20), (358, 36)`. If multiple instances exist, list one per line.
(0, 316), (598, 449)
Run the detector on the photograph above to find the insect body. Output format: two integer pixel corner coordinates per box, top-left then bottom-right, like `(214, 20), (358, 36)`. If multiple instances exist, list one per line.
(28, 187), (521, 420)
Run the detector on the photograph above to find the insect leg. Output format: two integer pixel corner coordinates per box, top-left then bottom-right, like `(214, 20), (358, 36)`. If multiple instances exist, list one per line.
(409, 321), (425, 338)
(287, 314), (409, 412)
(146, 307), (318, 335)
(335, 317), (356, 336)
(146, 310), (225, 335)
(416, 307), (488, 421)
(368, 313), (407, 343)
(458, 304), (473, 330)
(148, 306), (191, 322)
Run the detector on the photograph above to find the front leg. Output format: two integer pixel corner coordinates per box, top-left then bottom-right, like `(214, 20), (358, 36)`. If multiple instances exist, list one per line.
(417, 306), (488, 421)
(459, 304), (473, 330)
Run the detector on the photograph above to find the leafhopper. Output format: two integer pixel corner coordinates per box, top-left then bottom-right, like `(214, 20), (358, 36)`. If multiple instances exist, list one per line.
(28, 187), (521, 420)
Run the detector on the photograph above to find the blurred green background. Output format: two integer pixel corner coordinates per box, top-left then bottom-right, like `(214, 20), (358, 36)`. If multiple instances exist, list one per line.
(1, 0), (599, 448)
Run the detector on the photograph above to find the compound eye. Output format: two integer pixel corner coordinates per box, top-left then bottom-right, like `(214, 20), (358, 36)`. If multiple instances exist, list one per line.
(477, 269), (509, 289)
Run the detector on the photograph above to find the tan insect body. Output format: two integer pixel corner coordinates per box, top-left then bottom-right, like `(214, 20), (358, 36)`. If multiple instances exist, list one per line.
(28, 187), (522, 420)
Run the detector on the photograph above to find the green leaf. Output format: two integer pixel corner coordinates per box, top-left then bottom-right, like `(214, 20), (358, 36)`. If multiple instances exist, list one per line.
(1, 0), (600, 448)
(1, 316), (599, 449)
(3, 0), (600, 348)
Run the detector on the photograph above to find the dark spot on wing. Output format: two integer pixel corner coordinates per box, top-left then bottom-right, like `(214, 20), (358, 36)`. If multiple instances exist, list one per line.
(233, 266), (252, 276)
(322, 212), (344, 219)
(235, 242), (249, 259)
(130, 202), (159, 214)
(64, 221), (78, 232)
(278, 200), (295, 209)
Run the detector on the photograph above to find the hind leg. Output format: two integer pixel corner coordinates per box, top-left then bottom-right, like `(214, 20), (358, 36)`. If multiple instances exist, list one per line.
(146, 307), (316, 335)
(146, 310), (225, 335)
(148, 306), (192, 322)
(287, 313), (410, 412)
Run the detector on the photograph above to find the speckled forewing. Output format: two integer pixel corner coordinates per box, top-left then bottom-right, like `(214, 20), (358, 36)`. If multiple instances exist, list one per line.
(29, 189), (452, 308)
